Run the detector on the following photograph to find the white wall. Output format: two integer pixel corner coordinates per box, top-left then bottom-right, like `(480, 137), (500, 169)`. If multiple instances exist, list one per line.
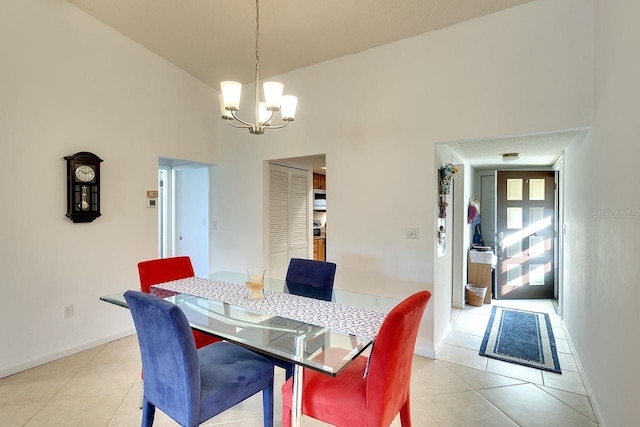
(0, 0), (218, 376)
(211, 0), (593, 357)
(562, 1), (640, 425)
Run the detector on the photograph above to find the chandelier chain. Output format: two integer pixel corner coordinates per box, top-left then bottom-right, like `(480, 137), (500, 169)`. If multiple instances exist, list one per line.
(255, 0), (260, 72)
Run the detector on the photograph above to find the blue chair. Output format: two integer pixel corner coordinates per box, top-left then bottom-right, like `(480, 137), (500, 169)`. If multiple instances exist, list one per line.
(124, 290), (274, 427)
(285, 258), (336, 302)
(271, 258), (337, 379)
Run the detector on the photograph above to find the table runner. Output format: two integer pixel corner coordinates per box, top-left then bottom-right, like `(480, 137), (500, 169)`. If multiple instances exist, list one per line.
(151, 277), (387, 339)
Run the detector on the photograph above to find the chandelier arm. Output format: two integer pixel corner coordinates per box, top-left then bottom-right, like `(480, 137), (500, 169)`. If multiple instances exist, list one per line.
(225, 119), (252, 129)
(229, 110), (256, 127)
(263, 120), (291, 130)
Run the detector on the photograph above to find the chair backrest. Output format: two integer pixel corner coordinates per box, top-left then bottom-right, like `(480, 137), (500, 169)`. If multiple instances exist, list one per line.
(137, 256), (195, 293)
(365, 290), (431, 426)
(124, 290), (200, 426)
(285, 258), (337, 301)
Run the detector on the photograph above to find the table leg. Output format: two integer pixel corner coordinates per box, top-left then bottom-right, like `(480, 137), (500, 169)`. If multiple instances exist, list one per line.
(291, 333), (304, 426)
(291, 363), (303, 427)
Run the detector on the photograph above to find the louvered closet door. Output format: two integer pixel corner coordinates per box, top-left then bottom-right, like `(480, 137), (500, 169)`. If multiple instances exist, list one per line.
(268, 164), (310, 279)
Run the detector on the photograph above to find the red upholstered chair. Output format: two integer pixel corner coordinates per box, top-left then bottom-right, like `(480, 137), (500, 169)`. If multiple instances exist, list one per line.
(137, 256), (220, 348)
(281, 290), (431, 427)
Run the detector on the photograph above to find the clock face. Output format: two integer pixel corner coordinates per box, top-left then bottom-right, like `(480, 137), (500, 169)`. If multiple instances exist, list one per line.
(75, 165), (95, 182)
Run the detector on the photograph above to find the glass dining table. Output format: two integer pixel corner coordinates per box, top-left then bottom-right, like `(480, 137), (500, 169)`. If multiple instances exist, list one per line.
(100, 271), (399, 426)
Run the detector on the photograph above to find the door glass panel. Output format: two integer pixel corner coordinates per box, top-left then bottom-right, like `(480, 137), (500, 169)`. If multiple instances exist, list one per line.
(529, 207), (545, 225)
(507, 265), (523, 287)
(507, 179), (523, 200)
(507, 207), (523, 229)
(529, 179), (545, 200)
(529, 264), (545, 286)
(506, 238), (523, 258)
(529, 235), (544, 257)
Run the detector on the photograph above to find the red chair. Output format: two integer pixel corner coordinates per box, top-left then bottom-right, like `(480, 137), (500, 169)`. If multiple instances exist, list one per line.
(281, 290), (431, 427)
(137, 256), (220, 348)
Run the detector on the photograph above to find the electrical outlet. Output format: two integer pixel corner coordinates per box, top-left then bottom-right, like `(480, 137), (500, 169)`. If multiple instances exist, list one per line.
(63, 304), (74, 319)
(406, 227), (419, 239)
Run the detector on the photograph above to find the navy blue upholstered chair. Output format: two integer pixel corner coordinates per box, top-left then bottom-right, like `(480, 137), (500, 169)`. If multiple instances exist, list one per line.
(272, 258), (337, 379)
(124, 290), (274, 427)
(285, 258), (336, 302)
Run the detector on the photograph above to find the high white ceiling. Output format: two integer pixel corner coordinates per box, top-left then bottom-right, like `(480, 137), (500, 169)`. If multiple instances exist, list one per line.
(65, 0), (578, 169)
(66, 0), (533, 88)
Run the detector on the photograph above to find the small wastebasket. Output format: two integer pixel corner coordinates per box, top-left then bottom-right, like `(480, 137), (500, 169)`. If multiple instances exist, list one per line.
(466, 284), (487, 307)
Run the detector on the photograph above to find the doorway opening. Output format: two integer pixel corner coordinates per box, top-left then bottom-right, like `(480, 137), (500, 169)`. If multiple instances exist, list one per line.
(443, 130), (578, 313)
(266, 154), (326, 278)
(158, 158), (211, 277)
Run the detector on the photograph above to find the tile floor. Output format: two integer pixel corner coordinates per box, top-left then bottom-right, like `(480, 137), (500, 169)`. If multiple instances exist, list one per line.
(0, 299), (599, 426)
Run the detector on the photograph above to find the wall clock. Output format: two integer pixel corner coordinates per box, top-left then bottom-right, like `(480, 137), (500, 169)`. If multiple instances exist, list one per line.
(64, 151), (103, 223)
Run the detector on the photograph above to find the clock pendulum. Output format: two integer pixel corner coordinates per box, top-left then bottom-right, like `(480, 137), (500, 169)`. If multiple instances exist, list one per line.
(80, 186), (89, 211)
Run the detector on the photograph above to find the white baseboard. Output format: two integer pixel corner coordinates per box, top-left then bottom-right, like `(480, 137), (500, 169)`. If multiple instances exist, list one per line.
(0, 328), (135, 379)
(431, 320), (454, 359)
(415, 345), (436, 359)
(411, 319), (455, 360)
(561, 319), (604, 426)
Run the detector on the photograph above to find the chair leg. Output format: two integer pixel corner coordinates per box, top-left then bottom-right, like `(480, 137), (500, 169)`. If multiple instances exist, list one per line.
(262, 382), (274, 427)
(399, 399), (411, 427)
(141, 399), (156, 427)
(139, 372), (144, 409)
(282, 400), (292, 427)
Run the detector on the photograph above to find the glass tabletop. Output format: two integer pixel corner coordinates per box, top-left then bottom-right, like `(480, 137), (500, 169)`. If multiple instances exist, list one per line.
(100, 271), (399, 377)
(211, 271), (399, 313)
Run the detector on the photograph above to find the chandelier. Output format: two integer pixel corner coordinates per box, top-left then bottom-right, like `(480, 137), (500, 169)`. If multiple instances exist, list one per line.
(219, 0), (297, 135)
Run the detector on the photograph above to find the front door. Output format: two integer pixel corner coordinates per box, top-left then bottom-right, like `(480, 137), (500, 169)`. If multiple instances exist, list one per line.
(496, 171), (556, 299)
